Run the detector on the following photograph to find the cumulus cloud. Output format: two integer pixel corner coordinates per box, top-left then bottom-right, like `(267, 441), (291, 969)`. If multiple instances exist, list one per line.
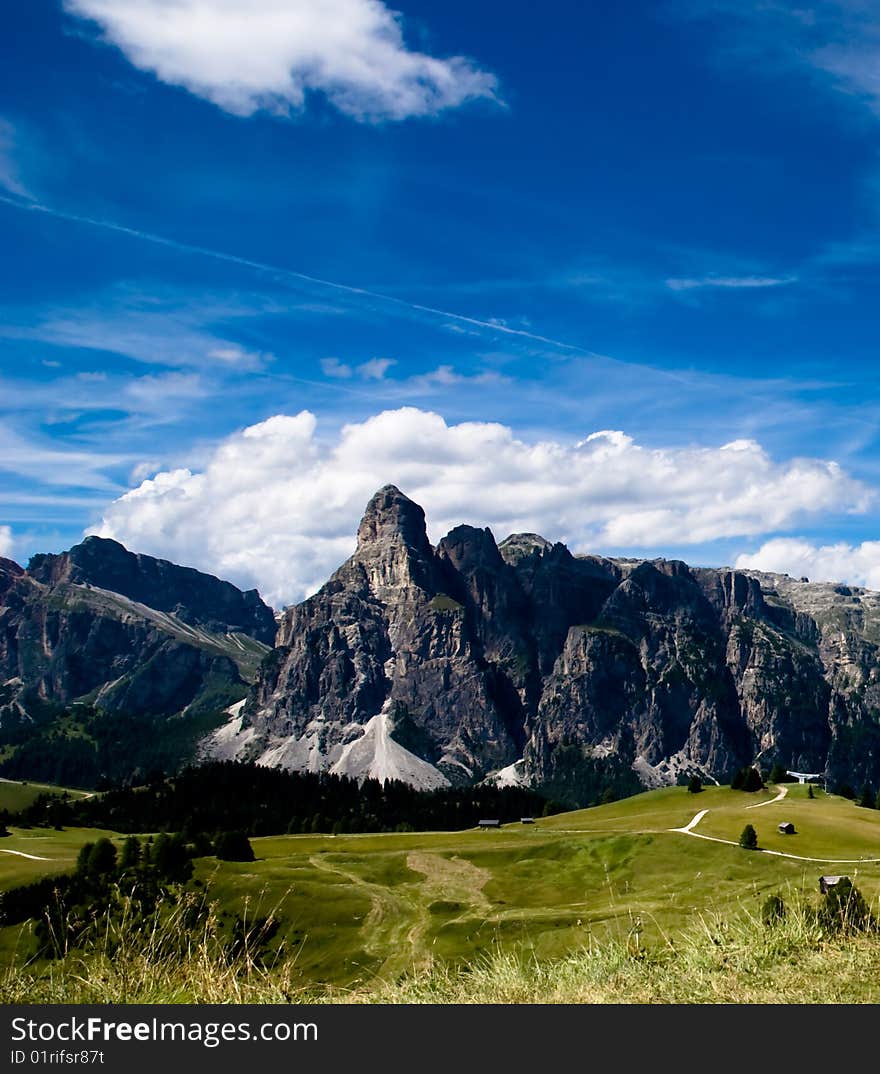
(64, 0), (499, 121)
(736, 538), (880, 590)
(89, 407), (870, 608)
(0, 525), (13, 559)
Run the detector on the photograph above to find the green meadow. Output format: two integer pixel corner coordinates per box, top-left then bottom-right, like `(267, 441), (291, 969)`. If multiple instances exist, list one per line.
(2, 780), (879, 997)
(0, 778), (92, 815)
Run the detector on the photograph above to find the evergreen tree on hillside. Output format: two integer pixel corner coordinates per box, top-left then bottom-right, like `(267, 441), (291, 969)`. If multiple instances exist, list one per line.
(808, 784), (815, 799)
(739, 824), (758, 850)
(214, 830), (255, 862)
(858, 783), (875, 809)
(119, 835), (141, 872)
(687, 776), (703, 794)
(743, 767), (764, 792)
(769, 763), (789, 784)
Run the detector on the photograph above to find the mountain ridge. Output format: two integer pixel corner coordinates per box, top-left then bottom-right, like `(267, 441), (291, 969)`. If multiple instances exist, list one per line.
(204, 485), (880, 802)
(5, 487), (880, 800)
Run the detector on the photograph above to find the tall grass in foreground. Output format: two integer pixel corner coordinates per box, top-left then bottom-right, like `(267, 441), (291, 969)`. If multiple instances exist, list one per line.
(3, 888), (880, 1004)
(0, 888), (300, 1004)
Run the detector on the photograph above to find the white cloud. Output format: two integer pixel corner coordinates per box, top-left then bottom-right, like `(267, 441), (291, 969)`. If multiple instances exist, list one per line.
(320, 357), (350, 379)
(0, 119), (32, 200)
(90, 407), (870, 608)
(207, 344), (270, 368)
(321, 356), (396, 380)
(4, 288), (274, 372)
(666, 275), (796, 292)
(678, 2), (880, 116)
(0, 525), (13, 559)
(0, 422), (129, 490)
(64, 0), (499, 121)
(736, 538), (880, 590)
(123, 371), (206, 407)
(357, 357), (395, 380)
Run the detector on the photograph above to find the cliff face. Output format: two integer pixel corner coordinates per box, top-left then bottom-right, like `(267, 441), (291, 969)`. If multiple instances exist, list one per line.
(8, 489), (880, 799)
(27, 536), (276, 644)
(0, 540), (274, 771)
(214, 486), (880, 798)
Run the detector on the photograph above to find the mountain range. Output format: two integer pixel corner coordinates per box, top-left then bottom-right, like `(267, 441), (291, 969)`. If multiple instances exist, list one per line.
(2, 485), (880, 801)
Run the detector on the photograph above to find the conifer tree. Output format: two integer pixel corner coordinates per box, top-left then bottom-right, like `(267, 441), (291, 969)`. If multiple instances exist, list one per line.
(739, 823), (758, 849)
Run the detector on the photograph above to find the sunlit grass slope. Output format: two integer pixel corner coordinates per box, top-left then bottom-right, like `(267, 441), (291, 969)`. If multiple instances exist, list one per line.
(1, 783), (879, 993)
(0, 779), (92, 815)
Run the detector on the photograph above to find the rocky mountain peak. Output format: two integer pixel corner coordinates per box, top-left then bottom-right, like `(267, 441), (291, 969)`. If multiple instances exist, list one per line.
(28, 536), (276, 644)
(352, 485), (439, 596)
(498, 532), (553, 565)
(356, 485), (431, 553)
(437, 524), (504, 575)
(0, 556), (25, 600)
(0, 557), (23, 578)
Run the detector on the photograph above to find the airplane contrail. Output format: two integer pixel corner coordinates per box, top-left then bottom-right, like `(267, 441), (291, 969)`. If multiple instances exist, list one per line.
(0, 192), (588, 354)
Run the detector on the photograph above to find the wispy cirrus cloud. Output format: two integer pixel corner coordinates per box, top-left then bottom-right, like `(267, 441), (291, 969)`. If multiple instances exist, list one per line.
(0, 421), (130, 491)
(321, 356), (397, 380)
(0, 119), (32, 200)
(666, 274), (797, 292)
(0, 286), (275, 372)
(676, 1), (880, 116)
(63, 0), (500, 122)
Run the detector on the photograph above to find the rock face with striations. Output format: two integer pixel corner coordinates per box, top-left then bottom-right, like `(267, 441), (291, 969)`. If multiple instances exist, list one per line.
(9, 489), (880, 799)
(210, 486), (880, 800)
(0, 539), (274, 762)
(27, 536), (276, 643)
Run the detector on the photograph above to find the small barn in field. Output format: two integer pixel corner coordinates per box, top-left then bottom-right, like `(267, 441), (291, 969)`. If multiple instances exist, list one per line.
(478, 819), (501, 829)
(778, 821), (796, 834)
(521, 817), (535, 824)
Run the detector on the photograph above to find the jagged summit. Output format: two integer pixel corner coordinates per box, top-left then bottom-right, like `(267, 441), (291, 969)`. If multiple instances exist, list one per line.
(10, 487), (880, 797)
(223, 489), (880, 799)
(348, 485), (440, 597)
(356, 485), (431, 552)
(498, 532), (553, 564)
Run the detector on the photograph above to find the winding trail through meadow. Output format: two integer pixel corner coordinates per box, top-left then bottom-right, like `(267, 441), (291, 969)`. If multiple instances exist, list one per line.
(669, 788), (880, 864)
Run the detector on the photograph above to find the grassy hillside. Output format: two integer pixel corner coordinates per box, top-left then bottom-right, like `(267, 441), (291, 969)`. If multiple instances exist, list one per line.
(1, 781), (879, 1000)
(0, 778), (92, 815)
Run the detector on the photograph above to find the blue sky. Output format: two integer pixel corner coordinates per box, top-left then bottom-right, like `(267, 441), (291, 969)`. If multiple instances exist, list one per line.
(3, 0), (880, 605)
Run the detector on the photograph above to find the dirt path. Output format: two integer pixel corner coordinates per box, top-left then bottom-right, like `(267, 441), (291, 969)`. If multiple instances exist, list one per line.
(403, 851), (492, 951)
(309, 853), (419, 977)
(669, 804), (880, 864)
(0, 848), (50, 861)
(308, 850), (494, 979)
(747, 785), (789, 809)
(405, 851), (491, 911)
(669, 809), (709, 834)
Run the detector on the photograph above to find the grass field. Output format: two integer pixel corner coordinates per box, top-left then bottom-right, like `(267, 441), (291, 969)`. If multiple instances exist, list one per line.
(0, 778), (92, 815)
(3, 781), (878, 996)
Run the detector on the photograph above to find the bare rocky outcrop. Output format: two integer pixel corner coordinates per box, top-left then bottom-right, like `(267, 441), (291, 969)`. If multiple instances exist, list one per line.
(0, 540), (274, 731)
(222, 486), (880, 799)
(8, 488), (880, 799)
